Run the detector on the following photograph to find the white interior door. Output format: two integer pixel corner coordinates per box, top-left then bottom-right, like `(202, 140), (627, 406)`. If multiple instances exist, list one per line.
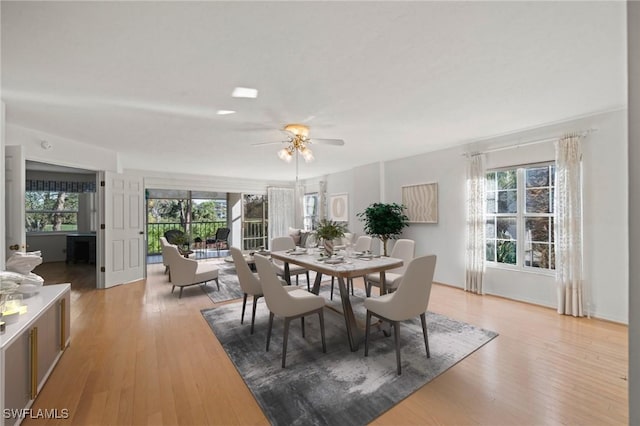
(103, 171), (144, 288)
(5, 145), (26, 259)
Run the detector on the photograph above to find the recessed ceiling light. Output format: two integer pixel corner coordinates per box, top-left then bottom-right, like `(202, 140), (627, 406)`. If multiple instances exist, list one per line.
(231, 87), (258, 98)
(216, 110), (236, 115)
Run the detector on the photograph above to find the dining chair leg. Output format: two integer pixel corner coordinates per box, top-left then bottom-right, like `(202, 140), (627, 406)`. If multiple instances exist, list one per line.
(179, 287), (184, 299)
(318, 310), (326, 353)
(214, 278), (220, 291)
(364, 310), (372, 356)
(282, 317), (291, 368)
(349, 278), (354, 295)
(365, 280), (372, 297)
(266, 312), (274, 352)
(171, 285), (175, 294)
(241, 293), (248, 324)
(394, 321), (401, 375)
(306, 271), (311, 292)
(251, 296), (260, 334)
(301, 316), (305, 338)
(420, 312), (430, 358)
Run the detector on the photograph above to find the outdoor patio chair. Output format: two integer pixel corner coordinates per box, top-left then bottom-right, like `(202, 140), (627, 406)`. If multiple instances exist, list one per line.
(206, 227), (230, 254)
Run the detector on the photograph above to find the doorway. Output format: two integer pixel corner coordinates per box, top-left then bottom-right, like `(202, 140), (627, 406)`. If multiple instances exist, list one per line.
(23, 160), (99, 287)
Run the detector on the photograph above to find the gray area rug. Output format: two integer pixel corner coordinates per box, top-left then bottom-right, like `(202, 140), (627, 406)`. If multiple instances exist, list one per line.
(201, 287), (498, 425)
(201, 262), (245, 303)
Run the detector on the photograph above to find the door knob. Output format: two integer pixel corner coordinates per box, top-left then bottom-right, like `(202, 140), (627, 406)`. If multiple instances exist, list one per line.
(9, 244), (20, 251)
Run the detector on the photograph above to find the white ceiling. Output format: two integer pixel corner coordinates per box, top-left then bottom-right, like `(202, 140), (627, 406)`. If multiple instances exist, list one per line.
(1, 1), (627, 182)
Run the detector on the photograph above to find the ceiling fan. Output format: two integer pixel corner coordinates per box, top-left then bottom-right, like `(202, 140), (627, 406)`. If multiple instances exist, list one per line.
(251, 123), (345, 163)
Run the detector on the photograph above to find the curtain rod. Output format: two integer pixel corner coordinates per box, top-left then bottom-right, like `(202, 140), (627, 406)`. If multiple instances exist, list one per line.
(463, 128), (597, 157)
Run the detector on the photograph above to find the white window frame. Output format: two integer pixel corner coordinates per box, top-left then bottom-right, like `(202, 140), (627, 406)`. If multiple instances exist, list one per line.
(26, 191), (80, 234)
(485, 161), (555, 275)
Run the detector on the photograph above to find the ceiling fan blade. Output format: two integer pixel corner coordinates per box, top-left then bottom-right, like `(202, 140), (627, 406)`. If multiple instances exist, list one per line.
(250, 140), (286, 146)
(310, 138), (345, 146)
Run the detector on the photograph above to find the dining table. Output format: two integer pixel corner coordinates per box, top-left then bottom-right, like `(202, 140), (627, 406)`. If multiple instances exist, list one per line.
(269, 249), (403, 352)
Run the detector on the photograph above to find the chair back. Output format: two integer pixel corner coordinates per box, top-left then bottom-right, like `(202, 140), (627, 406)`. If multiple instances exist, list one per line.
(389, 239), (415, 274)
(164, 229), (185, 245)
(215, 227), (231, 240)
(254, 254), (294, 316)
(230, 247), (261, 295)
(388, 255), (437, 320)
(353, 236), (372, 252)
(165, 245), (197, 285)
(270, 236), (295, 266)
(160, 236), (173, 267)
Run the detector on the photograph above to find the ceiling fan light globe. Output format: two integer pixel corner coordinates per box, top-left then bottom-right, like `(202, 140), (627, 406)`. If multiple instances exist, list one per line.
(278, 148), (293, 162)
(301, 147), (314, 162)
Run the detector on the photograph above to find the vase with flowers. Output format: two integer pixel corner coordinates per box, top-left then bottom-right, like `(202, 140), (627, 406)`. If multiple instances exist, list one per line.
(315, 219), (348, 257)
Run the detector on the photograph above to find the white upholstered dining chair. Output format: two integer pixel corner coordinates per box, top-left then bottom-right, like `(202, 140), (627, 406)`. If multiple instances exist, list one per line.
(254, 254), (326, 368)
(270, 236), (311, 291)
(364, 254), (437, 375)
(365, 239), (415, 296)
(230, 247), (296, 334)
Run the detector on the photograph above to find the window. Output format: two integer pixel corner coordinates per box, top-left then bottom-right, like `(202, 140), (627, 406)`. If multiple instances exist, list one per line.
(26, 191), (79, 232)
(485, 163), (555, 271)
(303, 193), (319, 231)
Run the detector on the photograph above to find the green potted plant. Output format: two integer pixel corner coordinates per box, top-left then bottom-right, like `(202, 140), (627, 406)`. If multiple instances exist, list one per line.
(315, 219), (348, 256)
(357, 203), (409, 256)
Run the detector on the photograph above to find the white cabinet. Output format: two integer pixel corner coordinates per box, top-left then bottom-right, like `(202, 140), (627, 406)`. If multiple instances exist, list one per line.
(0, 284), (71, 426)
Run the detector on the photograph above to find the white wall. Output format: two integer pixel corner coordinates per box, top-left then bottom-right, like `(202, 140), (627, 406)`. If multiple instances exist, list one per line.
(318, 162), (382, 252)
(8, 124), (119, 172)
(628, 2), (639, 423)
(26, 234), (66, 263)
(333, 109), (628, 323)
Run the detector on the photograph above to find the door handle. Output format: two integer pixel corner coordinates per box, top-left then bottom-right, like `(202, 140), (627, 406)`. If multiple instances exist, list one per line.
(139, 231), (144, 235)
(9, 244), (19, 251)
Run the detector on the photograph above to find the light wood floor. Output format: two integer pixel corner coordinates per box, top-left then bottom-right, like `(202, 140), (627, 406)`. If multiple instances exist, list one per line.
(24, 261), (628, 425)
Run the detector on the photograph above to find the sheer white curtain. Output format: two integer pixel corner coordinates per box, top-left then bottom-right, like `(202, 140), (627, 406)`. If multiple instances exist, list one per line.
(555, 134), (585, 317)
(465, 154), (485, 294)
(268, 187), (295, 243)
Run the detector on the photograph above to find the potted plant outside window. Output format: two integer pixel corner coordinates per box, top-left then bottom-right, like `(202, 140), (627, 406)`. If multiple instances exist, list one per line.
(357, 203), (409, 256)
(315, 219), (348, 256)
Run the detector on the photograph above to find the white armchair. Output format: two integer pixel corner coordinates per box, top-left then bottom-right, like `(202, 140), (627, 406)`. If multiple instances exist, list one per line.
(165, 245), (219, 298)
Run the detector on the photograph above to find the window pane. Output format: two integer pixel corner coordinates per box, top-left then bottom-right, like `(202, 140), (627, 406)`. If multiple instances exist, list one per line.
(526, 188), (550, 213)
(486, 191), (496, 214)
(26, 212), (77, 232)
(526, 217), (550, 242)
(529, 243), (551, 268)
(497, 170), (516, 190)
(497, 190), (517, 213)
(485, 172), (496, 191)
(485, 218), (496, 238)
(550, 245), (556, 269)
(497, 217), (517, 239)
(486, 241), (496, 262)
(496, 240), (517, 264)
(526, 167), (549, 187)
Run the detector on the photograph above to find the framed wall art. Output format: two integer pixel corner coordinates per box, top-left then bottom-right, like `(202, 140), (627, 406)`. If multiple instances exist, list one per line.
(328, 193), (349, 222)
(402, 182), (438, 223)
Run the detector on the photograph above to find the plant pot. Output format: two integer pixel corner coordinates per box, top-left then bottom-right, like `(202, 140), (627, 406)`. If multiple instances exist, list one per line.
(323, 239), (334, 257)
